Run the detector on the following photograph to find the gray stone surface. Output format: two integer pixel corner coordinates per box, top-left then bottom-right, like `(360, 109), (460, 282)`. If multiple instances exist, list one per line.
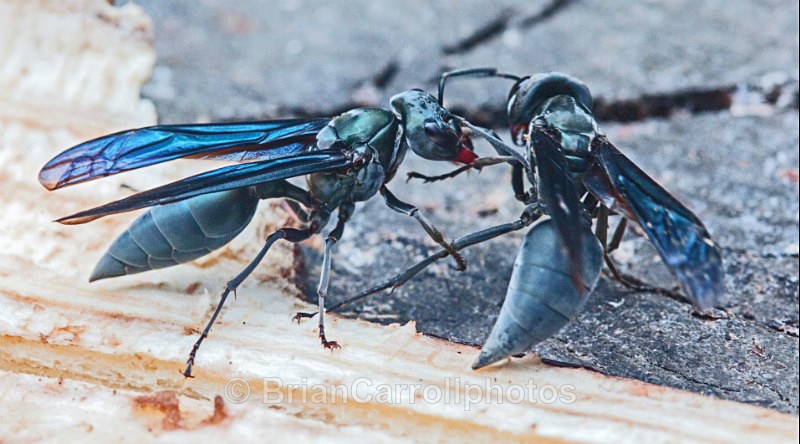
(132, 0), (799, 414)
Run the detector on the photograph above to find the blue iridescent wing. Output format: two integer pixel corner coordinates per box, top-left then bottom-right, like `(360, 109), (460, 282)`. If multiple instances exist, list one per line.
(57, 150), (350, 225)
(583, 137), (724, 309)
(39, 119), (330, 190)
(530, 129), (585, 290)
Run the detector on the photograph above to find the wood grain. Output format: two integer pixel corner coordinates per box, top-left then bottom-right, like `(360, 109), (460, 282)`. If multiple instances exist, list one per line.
(0, 1), (796, 442)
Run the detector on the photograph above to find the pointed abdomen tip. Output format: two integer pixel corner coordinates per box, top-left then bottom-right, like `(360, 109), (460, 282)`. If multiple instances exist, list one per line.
(89, 254), (128, 282)
(471, 349), (503, 370)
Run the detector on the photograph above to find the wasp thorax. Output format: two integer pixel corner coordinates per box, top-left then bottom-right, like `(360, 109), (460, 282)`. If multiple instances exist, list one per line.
(539, 95), (598, 155)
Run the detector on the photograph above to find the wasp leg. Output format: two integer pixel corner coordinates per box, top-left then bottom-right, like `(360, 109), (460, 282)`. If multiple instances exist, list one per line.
(182, 225), (317, 377)
(458, 119), (531, 176)
(256, 179), (317, 224)
(511, 163), (530, 203)
(595, 208), (687, 304)
(311, 205), (543, 317)
(380, 185), (467, 271)
(280, 200), (310, 224)
(406, 156), (514, 183)
(255, 179), (317, 206)
(310, 204), (353, 350)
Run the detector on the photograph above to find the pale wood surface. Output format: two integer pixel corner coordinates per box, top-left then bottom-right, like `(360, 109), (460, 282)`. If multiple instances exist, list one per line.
(0, 1), (797, 442)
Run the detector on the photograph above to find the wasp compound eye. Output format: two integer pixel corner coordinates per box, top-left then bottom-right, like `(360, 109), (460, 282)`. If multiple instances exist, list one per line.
(507, 75), (530, 103)
(423, 120), (460, 153)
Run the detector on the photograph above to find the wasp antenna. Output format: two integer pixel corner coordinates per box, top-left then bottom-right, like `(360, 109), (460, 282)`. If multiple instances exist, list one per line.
(437, 67), (522, 105)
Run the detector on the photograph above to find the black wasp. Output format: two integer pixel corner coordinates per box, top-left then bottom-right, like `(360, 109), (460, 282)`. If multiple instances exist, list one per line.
(39, 88), (519, 376)
(312, 68), (724, 369)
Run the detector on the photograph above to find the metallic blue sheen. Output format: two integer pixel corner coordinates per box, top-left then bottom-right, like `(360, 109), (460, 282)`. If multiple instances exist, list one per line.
(90, 188), (259, 281)
(473, 218), (603, 369)
(58, 150), (349, 224)
(39, 119), (329, 189)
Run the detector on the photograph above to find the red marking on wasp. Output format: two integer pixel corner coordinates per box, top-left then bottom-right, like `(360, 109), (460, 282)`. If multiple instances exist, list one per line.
(510, 123), (529, 142)
(455, 131), (478, 164)
(454, 147), (478, 164)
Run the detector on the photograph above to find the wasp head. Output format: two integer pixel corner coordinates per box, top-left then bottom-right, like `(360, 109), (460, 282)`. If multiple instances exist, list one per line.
(390, 89), (477, 164)
(507, 73), (593, 145)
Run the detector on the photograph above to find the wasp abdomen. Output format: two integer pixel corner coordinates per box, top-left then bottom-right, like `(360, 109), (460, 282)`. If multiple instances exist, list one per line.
(90, 188), (259, 281)
(473, 218), (604, 369)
